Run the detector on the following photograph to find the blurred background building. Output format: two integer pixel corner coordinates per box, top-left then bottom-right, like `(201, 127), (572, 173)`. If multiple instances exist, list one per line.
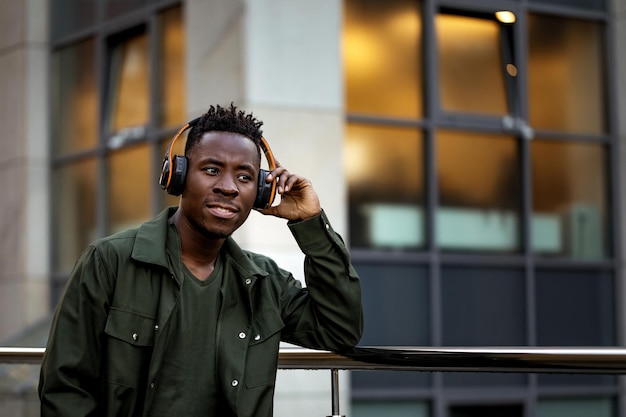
(1, 0), (626, 416)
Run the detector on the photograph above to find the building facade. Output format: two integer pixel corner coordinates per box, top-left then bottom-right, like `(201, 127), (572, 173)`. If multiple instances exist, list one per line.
(1, 0), (626, 416)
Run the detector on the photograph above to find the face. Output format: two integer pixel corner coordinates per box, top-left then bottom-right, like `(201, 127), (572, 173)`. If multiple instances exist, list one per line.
(179, 131), (260, 239)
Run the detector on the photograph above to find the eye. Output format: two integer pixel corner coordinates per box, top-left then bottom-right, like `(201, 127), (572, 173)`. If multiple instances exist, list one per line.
(237, 173), (253, 182)
(204, 167), (219, 175)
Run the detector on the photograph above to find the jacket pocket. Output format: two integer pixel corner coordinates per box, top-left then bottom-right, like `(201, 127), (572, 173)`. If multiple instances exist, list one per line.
(244, 309), (284, 388)
(104, 307), (155, 388)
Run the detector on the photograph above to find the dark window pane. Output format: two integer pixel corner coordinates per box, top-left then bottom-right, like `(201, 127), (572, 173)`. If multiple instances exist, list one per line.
(52, 159), (98, 275)
(450, 404), (524, 417)
(346, 124), (424, 249)
(437, 131), (520, 252)
(442, 267), (526, 387)
(352, 263), (430, 390)
(52, 39), (98, 155)
(531, 140), (609, 260)
(51, 0), (97, 39)
(344, 0), (422, 118)
(352, 400), (430, 417)
(528, 15), (605, 133)
(536, 270), (614, 346)
(528, 0), (606, 12)
(436, 13), (508, 115)
(536, 270), (614, 403)
(106, 0), (150, 18)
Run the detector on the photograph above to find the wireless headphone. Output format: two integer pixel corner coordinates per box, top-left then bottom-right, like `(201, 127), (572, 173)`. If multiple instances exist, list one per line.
(158, 117), (277, 209)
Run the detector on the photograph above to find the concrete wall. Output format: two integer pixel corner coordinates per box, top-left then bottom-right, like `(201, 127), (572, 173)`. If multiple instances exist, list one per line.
(0, 0), (50, 341)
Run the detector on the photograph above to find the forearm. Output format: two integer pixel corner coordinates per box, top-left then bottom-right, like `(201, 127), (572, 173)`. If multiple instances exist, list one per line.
(285, 210), (363, 349)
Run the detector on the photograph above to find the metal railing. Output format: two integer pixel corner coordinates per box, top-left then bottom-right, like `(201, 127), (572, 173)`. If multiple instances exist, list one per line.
(3, 346), (626, 416)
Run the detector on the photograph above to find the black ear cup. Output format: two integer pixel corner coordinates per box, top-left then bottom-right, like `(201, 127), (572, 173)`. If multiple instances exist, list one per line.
(167, 155), (188, 196)
(254, 169), (273, 209)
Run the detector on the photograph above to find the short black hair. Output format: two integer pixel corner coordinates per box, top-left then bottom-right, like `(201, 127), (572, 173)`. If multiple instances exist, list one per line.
(185, 103), (264, 156)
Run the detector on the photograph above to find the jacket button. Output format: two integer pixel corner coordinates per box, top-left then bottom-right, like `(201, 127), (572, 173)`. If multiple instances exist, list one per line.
(132, 333), (138, 341)
(154, 325), (159, 331)
(150, 382), (155, 389)
(254, 334), (261, 341)
(245, 278), (252, 285)
(238, 332), (246, 339)
(231, 379), (239, 387)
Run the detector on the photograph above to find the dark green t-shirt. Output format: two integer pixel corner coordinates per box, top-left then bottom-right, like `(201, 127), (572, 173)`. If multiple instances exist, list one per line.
(151, 224), (224, 416)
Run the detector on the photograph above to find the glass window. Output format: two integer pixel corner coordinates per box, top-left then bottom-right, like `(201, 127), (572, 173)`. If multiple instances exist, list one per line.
(528, 15), (605, 133)
(442, 267), (526, 387)
(528, 0), (606, 12)
(535, 270), (614, 346)
(344, 0), (422, 118)
(160, 7), (187, 128)
(108, 144), (152, 233)
(351, 263), (430, 390)
(106, 30), (150, 133)
(537, 398), (614, 417)
(450, 404), (524, 417)
(346, 123), (424, 249)
(107, 0), (150, 19)
(52, 159), (98, 275)
(436, 131), (520, 252)
(436, 13), (509, 115)
(52, 39), (98, 155)
(51, 0), (97, 40)
(442, 268), (526, 346)
(352, 400), (430, 417)
(531, 140), (609, 259)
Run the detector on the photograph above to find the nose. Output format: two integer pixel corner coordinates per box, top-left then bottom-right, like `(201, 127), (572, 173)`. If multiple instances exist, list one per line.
(214, 174), (239, 197)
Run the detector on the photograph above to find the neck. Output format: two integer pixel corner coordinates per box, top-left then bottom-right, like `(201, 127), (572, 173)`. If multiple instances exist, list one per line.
(170, 210), (225, 279)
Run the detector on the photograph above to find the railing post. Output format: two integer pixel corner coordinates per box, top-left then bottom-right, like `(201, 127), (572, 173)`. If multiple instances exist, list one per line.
(328, 368), (345, 417)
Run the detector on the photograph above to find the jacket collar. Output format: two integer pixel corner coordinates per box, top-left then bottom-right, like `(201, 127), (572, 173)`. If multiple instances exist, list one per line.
(131, 207), (176, 269)
(131, 207), (268, 280)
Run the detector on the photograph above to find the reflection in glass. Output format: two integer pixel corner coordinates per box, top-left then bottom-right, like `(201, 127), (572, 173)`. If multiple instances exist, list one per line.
(108, 144), (152, 233)
(160, 7), (186, 128)
(528, 15), (605, 133)
(51, 0), (96, 40)
(344, 0), (422, 118)
(52, 39), (98, 155)
(345, 123), (424, 249)
(107, 32), (149, 133)
(436, 131), (520, 252)
(436, 14), (508, 115)
(52, 159), (97, 275)
(531, 140), (608, 259)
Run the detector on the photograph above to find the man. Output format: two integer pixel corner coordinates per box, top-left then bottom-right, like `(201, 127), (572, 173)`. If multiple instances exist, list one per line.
(39, 104), (363, 417)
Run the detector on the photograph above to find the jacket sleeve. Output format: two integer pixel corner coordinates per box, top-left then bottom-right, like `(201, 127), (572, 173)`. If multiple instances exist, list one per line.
(280, 210), (363, 351)
(39, 245), (114, 417)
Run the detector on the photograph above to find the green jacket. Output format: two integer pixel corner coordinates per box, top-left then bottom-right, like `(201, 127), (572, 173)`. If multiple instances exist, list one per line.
(39, 207), (363, 417)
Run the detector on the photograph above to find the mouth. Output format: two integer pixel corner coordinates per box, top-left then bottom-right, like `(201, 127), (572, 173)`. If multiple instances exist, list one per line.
(207, 204), (238, 219)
